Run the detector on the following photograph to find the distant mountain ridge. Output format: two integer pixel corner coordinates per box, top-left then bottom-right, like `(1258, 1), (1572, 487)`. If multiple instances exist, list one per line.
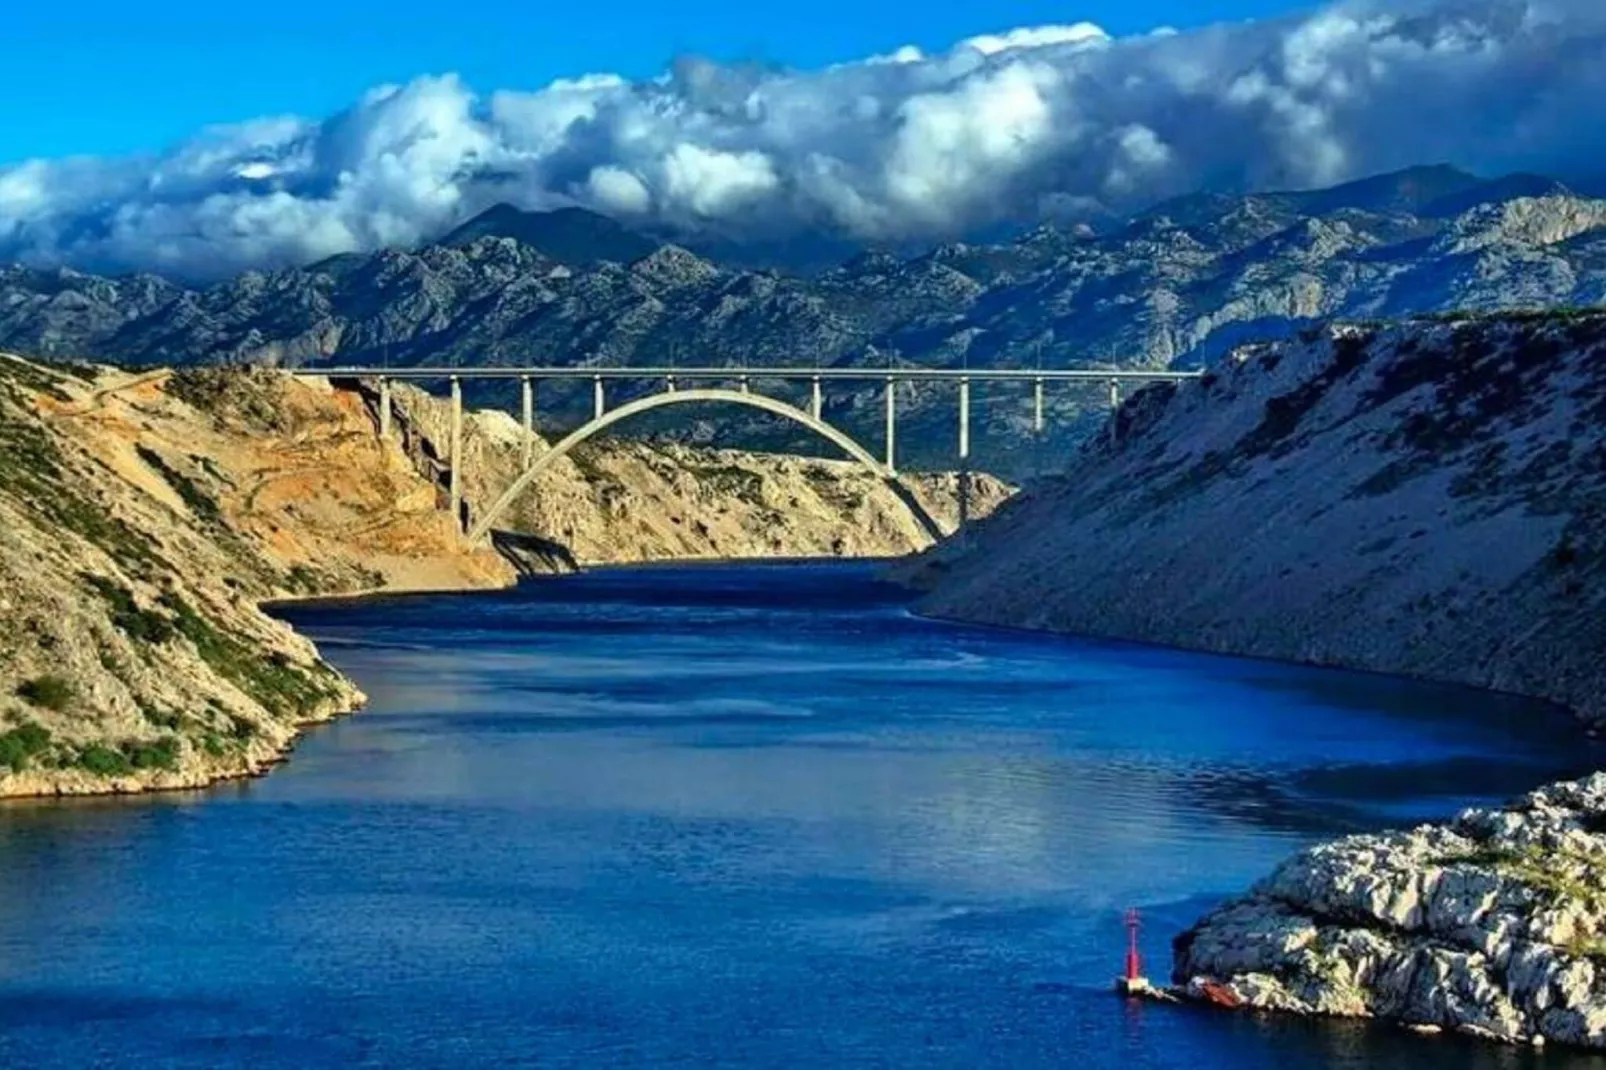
(2, 165), (1604, 469)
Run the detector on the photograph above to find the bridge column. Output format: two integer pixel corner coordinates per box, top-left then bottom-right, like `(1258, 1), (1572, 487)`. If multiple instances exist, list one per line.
(1033, 377), (1044, 435)
(520, 376), (535, 468)
(449, 376), (464, 532)
(884, 376), (897, 475)
(810, 377), (823, 421)
(958, 376), (970, 463)
(1108, 378), (1122, 445)
(378, 377), (392, 440)
(593, 376), (605, 420)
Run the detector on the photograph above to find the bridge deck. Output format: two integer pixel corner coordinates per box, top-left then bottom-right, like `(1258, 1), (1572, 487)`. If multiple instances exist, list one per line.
(295, 366), (1201, 383)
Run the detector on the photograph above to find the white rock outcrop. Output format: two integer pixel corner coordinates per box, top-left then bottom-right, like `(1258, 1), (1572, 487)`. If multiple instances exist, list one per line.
(1176, 773), (1606, 1047)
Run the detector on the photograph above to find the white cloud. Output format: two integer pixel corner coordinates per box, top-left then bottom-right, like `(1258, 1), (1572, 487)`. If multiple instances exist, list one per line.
(586, 165), (652, 214)
(958, 23), (1110, 55)
(2, 0), (1605, 278)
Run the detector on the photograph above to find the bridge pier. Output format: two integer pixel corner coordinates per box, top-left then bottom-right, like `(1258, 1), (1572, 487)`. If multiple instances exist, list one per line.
(666, 375), (677, 393)
(958, 376), (971, 463)
(520, 376), (535, 467)
(739, 375), (751, 394)
(593, 376), (605, 420)
(958, 376), (972, 530)
(810, 377), (823, 421)
(1033, 377), (1044, 435)
(884, 377), (897, 475)
(378, 377), (392, 440)
(450, 376), (464, 531)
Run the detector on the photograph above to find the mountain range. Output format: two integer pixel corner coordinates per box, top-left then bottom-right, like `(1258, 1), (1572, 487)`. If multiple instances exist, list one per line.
(4, 164), (1604, 470)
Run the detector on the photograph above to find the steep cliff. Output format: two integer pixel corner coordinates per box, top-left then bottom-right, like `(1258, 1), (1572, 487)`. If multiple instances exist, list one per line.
(910, 311), (1606, 724)
(0, 357), (1002, 797)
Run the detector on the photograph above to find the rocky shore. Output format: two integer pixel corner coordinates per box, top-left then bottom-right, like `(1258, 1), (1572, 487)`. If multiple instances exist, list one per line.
(1175, 773), (1606, 1048)
(0, 355), (1002, 798)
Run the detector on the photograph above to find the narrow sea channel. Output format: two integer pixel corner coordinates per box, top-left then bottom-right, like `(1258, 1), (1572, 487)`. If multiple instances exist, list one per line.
(2, 562), (1601, 1068)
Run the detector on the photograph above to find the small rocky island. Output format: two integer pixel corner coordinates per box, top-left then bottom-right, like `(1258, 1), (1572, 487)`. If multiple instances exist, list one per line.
(1176, 773), (1606, 1047)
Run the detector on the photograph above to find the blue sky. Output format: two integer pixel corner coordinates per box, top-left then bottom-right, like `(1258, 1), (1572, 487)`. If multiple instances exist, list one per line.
(3, 0), (1308, 163)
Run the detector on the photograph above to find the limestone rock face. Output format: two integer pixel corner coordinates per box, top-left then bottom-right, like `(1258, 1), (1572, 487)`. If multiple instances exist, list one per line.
(1176, 773), (1606, 1047)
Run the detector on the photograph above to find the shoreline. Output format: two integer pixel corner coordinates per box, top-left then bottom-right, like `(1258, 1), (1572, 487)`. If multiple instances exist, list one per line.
(10, 557), (1596, 805)
(1, 555), (898, 802)
(909, 605), (1596, 737)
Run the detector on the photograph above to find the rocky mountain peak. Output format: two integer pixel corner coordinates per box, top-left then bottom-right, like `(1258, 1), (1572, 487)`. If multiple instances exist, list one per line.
(1445, 195), (1606, 253)
(627, 244), (720, 289)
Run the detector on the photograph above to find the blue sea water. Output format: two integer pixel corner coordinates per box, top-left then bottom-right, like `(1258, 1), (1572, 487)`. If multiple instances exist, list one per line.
(1, 562), (1602, 1068)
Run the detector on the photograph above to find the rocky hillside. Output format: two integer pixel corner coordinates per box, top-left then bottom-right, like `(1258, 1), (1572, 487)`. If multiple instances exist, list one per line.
(0, 356), (1000, 797)
(0, 357), (513, 798)
(4, 167), (1606, 471)
(1175, 773), (1606, 1047)
(907, 310), (1606, 725)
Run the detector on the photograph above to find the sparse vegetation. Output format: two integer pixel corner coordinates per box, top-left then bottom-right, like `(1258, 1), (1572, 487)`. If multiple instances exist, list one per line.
(168, 366), (291, 433)
(16, 675), (75, 711)
(125, 737), (180, 771)
(83, 573), (175, 644)
(0, 399), (165, 576)
(160, 591), (339, 717)
(0, 723), (52, 772)
(688, 462), (765, 503)
(75, 743), (132, 777)
(1433, 843), (1606, 915)
(135, 444), (223, 524)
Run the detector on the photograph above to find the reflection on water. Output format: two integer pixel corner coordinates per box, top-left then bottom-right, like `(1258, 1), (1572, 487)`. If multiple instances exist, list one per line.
(0, 562), (1602, 1069)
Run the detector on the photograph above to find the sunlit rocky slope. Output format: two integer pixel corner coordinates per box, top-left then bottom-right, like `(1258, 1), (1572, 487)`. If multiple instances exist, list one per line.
(909, 310), (1606, 723)
(0, 356), (1002, 797)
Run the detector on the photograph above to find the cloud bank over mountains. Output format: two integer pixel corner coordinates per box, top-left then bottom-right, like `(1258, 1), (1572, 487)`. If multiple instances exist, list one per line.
(2, 0), (1603, 278)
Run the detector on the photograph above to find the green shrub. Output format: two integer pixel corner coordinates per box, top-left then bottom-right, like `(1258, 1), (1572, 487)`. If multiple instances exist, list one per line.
(83, 574), (175, 644)
(124, 737), (180, 771)
(134, 445), (222, 525)
(16, 675), (75, 711)
(160, 591), (339, 717)
(76, 744), (133, 777)
(0, 723), (52, 772)
(140, 704), (183, 730)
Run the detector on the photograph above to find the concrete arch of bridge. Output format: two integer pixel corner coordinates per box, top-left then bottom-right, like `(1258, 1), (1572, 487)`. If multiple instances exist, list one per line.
(466, 387), (944, 544)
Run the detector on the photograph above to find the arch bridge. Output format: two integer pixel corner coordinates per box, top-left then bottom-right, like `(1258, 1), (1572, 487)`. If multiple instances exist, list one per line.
(297, 365), (1202, 542)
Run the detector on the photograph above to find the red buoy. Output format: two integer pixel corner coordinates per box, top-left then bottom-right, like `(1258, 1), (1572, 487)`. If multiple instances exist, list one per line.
(1124, 908), (1142, 982)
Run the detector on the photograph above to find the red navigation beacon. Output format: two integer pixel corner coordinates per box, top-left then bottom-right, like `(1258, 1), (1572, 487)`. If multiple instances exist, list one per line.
(1124, 908), (1142, 983)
